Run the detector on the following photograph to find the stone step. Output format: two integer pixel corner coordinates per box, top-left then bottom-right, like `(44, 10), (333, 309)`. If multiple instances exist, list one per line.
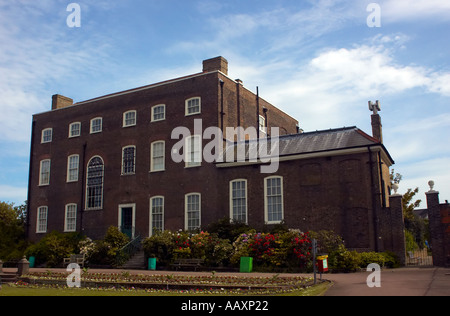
(122, 251), (146, 270)
(0, 273), (17, 283)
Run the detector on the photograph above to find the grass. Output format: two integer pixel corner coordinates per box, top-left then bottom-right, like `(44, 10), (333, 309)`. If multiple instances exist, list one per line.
(0, 281), (332, 297)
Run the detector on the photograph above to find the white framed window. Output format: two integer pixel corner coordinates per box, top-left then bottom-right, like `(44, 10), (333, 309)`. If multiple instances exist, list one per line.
(39, 159), (51, 186)
(185, 135), (202, 168)
(151, 104), (166, 122)
(36, 206), (48, 233)
(86, 156), (104, 210)
(185, 97), (201, 116)
(69, 122), (81, 138)
(150, 196), (164, 236)
(151, 141), (165, 172)
(67, 155), (79, 182)
(259, 115), (266, 134)
(123, 110), (137, 127)
(264, 176), (284, 224)
(122, 146), (136, 175)
(65, 204), (77, 232)
(90, 117), (103, 134)
(185, 193), (201, 231)
(41, 128), (53, 143)
(230, 179), (248, 224)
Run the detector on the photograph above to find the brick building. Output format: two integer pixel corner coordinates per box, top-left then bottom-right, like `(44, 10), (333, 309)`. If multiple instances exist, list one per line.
(27, 57), (403, 257)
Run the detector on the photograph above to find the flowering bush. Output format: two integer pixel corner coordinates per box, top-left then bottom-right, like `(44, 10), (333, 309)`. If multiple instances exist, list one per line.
(173, 231), (192, 259)
(143, 230), (233, 267)
(290, 231), (313, 269)
(230, 230), (313, 272)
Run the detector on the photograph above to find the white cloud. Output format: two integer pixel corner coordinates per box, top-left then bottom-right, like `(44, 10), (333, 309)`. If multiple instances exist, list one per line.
(0, 2), (115, 142)
(382, 0), (450, 22)
(231, 41), (450, 131)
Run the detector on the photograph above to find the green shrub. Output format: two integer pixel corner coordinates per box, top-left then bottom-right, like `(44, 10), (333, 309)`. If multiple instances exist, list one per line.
(142, 230), (177, 266)
(24, 231), (83, 267)
(88, 227), (130, 266)
(332, 247), (362, 273)
(360, 252), (386, 268)
(381, 251), (401, 268)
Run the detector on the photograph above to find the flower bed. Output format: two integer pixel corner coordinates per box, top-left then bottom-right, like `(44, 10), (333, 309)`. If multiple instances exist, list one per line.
(19, 271), (314, 295)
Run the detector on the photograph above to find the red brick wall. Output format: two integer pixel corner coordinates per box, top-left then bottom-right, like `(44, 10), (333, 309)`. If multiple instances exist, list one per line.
(27, 71), (298, 242)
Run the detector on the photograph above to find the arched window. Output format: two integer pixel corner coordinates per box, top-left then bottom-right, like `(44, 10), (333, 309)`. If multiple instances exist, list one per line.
(86, 156), (104, 210)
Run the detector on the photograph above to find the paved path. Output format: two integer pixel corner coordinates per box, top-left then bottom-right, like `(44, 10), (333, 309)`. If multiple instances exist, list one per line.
(323, 267), (450, 296)
(4, 267), (450, 296)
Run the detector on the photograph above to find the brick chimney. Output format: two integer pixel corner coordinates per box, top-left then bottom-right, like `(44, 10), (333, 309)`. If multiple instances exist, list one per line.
(52, 94), (73, 110)
(203, 56), (228, 75)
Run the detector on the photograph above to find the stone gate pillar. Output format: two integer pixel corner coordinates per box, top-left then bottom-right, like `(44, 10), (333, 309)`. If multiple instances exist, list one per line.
(426, 181), (446, 267)
(389, 190), (406, 266)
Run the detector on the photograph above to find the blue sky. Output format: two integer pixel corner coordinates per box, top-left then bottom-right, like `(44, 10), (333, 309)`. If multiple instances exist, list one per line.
(1, 0), (449, 207)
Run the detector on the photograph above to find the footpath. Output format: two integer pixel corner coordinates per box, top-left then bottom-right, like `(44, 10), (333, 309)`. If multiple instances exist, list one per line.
(323, 267), (450, 296)
(3, 266), (450, 296)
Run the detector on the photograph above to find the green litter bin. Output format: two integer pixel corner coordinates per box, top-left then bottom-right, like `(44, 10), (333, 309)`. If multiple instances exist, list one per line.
(240, 257), (253, 273)
(28, 256), (35, 268)
(148, 258), (156, 271)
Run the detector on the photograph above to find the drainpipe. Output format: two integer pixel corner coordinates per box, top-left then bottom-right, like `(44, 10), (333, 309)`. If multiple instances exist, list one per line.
(80, 142), (87, 234)
(368, 146), (380, 252)
(378, 151), (386, 208)
(256, 87), (260, 139)
(263, 107), (269, 137)
(219, 79), (225, 134)
(236, 80), (242, 140)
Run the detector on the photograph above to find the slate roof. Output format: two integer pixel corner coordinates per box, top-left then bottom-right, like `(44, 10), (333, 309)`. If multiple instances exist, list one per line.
(220, 126), (394, 164)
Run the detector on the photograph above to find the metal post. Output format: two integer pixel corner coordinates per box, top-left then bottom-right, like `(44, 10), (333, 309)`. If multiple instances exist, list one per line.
(312, 239), (317, 284)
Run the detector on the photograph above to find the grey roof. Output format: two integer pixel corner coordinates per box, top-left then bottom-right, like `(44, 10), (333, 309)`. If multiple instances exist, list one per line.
(276, 127), (379, 156)
(220, 126), (392, 162)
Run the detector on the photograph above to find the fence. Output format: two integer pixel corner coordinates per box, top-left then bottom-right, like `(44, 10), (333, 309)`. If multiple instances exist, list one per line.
(406, 249), (433, 266)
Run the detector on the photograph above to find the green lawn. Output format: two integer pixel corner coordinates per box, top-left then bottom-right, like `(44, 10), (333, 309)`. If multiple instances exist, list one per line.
(0, 282), (332, 297)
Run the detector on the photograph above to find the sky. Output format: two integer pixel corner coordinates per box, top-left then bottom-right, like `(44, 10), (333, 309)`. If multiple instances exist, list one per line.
(0, 0), (449, 208)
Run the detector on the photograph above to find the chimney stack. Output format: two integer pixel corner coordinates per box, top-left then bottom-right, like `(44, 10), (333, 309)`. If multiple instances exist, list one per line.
(52, 94), (73, 110)
(369, 100), (383, 143)
(203, 56), (228, 76)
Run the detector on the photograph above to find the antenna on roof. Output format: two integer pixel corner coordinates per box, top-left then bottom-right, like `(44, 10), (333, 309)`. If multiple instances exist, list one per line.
(369, 100), (381, 115)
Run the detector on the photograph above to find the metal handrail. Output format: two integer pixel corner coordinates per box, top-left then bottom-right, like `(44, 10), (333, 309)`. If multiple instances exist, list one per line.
(116, 229), (143, 266)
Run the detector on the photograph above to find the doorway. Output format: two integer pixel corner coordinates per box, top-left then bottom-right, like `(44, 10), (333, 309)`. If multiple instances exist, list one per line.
(119, 204), (135, 239)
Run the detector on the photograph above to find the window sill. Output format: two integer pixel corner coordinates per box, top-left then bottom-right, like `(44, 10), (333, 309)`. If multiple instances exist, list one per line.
(185, 164), (202, 169)
(150, 169), (165, 173)
(185, 112), (201, 117)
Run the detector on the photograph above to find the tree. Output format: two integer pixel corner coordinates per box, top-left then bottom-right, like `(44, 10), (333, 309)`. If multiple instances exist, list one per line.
(389, 170), (427, 249)
(0, 201), (28, 260)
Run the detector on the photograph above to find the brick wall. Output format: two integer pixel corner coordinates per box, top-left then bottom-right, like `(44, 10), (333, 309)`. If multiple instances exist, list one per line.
(27, 68), (299, 242)
(426, 191), (450, 267)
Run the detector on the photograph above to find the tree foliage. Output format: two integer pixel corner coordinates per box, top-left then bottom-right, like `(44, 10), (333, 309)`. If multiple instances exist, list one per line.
(389, 170), (428, 250)
(0, 201), (28, 261)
